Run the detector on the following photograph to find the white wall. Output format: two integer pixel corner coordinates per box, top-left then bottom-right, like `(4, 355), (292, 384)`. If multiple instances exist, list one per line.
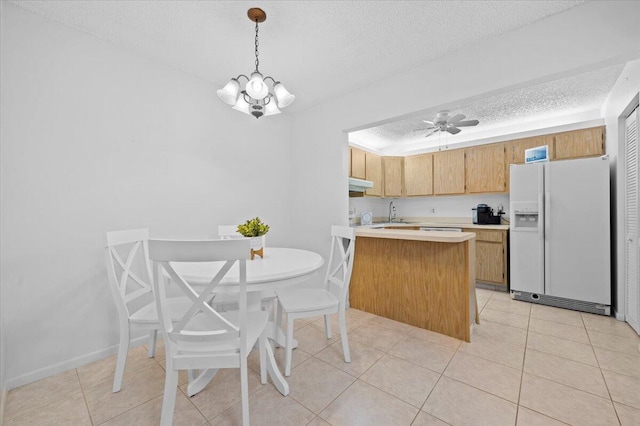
(0, 3), (293, 388)
(603, 59), (640, 321)
(291, 1), (640, 304)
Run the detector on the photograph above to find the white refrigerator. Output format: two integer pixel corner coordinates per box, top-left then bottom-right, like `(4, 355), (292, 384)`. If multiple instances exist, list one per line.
(509, 156), (611, 315)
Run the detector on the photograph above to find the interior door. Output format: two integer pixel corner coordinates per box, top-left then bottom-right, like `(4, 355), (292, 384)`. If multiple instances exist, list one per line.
(625, 106), (640, 334)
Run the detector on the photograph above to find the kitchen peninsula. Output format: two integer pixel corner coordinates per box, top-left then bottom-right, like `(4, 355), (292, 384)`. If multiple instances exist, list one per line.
(350, 228), (478, 342)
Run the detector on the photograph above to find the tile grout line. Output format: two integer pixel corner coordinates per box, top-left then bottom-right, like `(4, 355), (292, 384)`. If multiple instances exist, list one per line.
(582, 312), (624, 426)
(75, 367), (95, 426)
(415, 313), (470, 426)
(513, 301), (529, 426)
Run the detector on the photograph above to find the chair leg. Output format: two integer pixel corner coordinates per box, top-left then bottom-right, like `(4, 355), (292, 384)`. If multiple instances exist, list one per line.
(147, 330), (158, 357)
(187, 369), (197, 383)
(338, 309), (351, 363)
(324, 314), (332, 339)
(284, 316), (294, 376)
(112, 326), (130, 392)
(160, 367), (179, 426)
(240, 357), (250, 426)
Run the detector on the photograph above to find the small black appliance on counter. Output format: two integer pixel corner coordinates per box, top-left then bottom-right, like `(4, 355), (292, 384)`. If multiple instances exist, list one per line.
(472, 204), (503, 225)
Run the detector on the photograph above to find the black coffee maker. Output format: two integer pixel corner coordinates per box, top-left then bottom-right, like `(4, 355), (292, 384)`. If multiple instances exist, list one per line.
(472, 204), (502, 225)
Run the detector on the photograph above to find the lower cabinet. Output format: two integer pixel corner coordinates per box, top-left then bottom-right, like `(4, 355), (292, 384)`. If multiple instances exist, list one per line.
(462, 228), (509, 288)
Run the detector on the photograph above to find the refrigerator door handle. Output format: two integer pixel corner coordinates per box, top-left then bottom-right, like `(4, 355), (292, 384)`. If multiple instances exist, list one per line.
(545, 190), (551, 295)
(538, 190), (545, 293)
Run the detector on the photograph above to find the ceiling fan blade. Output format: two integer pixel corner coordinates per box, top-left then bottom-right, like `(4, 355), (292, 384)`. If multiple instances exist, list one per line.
(455, 119), (479, 127)
(446, 126), (461, 135)
(423, 128), (439, 138)
(447, 114), (466, 124)
(412, 124), (438, 132)
(422, 120), (435, 126)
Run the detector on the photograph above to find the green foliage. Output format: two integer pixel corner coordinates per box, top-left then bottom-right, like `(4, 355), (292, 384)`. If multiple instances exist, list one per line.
(237, 217), (270, 237)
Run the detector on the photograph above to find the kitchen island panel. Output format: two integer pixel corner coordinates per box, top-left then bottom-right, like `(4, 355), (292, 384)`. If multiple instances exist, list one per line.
(350, 235), (476, 342)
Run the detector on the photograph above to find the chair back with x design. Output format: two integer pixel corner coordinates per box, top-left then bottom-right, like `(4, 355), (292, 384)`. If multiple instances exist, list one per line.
(149, 239), (251, 357)
(105, 228), (154, 321)
(324, 226), (356, 309)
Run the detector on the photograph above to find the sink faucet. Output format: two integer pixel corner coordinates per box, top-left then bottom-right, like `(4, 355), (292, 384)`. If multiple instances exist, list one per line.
(389, 201), (396, 222)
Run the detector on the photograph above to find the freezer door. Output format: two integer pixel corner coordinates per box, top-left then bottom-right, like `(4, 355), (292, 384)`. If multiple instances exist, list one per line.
(509, 163), (544, 294)
(545, 157), (611, 304)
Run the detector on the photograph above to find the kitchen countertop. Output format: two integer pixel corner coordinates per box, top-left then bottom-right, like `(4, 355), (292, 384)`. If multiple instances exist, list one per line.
(353, 216), (510, 231)
(355, 227), (476, 243)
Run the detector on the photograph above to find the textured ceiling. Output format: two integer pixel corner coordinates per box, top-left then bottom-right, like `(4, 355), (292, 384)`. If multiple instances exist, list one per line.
(350, 64), (625, 154)
(12, 0), (620, 154)
(10, 0), (584, 114)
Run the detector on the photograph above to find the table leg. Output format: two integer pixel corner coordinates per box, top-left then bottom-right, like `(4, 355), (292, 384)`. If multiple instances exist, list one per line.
(267, 321), (298, 349)
(186, 368), (219, 397)
(265, 341), (289, 396)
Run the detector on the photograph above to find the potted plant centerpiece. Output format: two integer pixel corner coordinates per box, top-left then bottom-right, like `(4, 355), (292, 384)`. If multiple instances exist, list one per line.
(237, 217), (270, 260)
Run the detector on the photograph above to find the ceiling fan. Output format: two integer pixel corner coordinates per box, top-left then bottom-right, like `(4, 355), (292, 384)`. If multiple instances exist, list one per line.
(414, 110), (479, 137)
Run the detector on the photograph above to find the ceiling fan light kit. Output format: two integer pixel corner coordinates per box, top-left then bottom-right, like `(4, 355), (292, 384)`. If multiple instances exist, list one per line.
(217, 8), (295, 119)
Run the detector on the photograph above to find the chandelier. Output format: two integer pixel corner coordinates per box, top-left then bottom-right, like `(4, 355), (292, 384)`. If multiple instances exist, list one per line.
(217, 8), (295, 119)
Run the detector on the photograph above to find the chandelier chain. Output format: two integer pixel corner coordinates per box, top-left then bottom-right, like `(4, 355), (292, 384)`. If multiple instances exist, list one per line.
(254, 20), (259, 72)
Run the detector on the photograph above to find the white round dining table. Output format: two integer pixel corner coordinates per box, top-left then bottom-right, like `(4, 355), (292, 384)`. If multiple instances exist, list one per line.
(171, 247), (324, 292)
(169, 247), (324, 397)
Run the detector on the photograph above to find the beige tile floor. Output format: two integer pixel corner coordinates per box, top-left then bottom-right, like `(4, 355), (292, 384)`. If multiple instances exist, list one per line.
(4, 288), (640, 425)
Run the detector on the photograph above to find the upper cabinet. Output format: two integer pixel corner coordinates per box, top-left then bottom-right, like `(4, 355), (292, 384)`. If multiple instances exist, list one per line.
(350, 147), (366, 179)
(465, 143), (507, 194)
(510, 135), (555, 164)
(348, 126), (606, 199)
(433, 150), (465, 195)
(554, 126), (605, 160)
(365, 152), (382, 197)
(383, 157), (404, 197)
(404, 154), (433, 196)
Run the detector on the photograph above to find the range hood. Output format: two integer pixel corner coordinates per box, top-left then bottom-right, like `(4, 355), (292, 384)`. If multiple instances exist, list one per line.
(349, 177), (374, 192)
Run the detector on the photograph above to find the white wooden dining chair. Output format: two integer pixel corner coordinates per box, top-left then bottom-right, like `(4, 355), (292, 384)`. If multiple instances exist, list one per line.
(275, 225), (356, 376)
(104, 228), (191, 393)
(149, 238), (268, 426)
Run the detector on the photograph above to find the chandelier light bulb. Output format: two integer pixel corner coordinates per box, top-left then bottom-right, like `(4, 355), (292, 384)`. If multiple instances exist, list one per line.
(217, 78), (240, 105)
(232, 94), (251, 115)
(273, 82), (295, 108)
(264, 97), (281, 116)
(246, 72), (269, 100)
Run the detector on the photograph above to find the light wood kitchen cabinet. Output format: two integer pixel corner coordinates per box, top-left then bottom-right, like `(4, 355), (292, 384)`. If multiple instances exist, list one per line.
(404, 154), (433, 196)
(462, 228), (508, 288)
(554, 126), (605, 160)
(383, 156), (404, 197)
(465, 143), (507, 193)
(350, 147), (366, 179)
(433, 149), (465, 195)
(365, 152), (382, 197)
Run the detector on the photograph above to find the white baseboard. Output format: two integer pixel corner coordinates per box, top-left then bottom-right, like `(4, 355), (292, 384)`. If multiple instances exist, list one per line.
(4, 336), (148, 391)
(0, 388), (7, 426)
(613, 306), (625, 321)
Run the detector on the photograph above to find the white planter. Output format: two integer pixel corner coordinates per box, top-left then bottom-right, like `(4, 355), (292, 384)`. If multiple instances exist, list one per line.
(249, 235), (265, 259)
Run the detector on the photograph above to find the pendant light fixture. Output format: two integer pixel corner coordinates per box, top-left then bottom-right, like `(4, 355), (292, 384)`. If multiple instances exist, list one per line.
(217, 8), (295, 119)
